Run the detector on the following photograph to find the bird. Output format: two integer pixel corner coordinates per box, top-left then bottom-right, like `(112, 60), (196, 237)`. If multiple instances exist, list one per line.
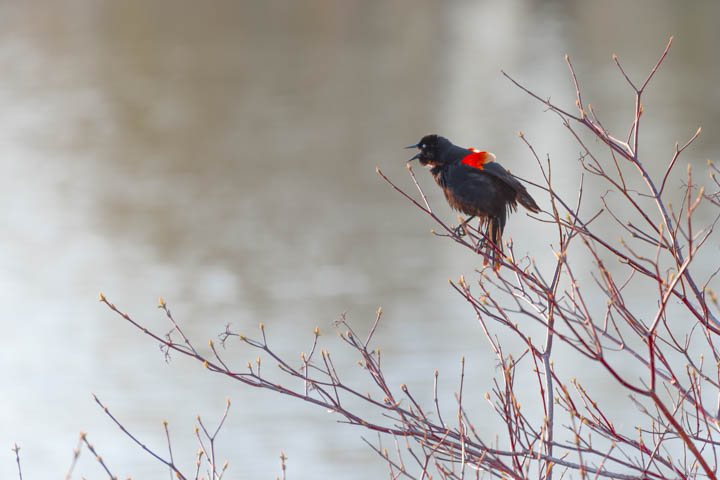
(406, 134), (539, 266)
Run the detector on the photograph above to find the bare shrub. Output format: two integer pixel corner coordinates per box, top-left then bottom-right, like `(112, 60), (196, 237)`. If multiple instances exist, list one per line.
(79, 36), (720, 479)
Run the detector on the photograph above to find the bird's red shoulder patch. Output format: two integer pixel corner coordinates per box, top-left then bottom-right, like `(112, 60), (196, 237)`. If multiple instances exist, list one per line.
(461, 149), (496, 170)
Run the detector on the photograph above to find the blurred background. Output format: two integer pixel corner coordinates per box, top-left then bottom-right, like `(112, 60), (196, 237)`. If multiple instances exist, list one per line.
(1, 0), (719, 478)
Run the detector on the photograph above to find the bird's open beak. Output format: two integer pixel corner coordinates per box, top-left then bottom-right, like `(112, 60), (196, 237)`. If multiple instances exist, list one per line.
(405, 143), (420, 162)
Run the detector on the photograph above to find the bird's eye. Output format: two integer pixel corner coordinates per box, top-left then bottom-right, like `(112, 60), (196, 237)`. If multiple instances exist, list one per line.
(421, 144), (426, 149)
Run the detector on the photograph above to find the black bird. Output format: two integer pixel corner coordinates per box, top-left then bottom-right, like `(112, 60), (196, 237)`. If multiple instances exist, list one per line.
(406, 134), (539, 266)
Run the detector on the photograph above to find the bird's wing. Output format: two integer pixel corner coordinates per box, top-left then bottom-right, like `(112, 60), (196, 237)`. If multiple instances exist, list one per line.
(461, 158), (525, 192)
(443, 163), (507, 218)
(463, 161), (540, 213)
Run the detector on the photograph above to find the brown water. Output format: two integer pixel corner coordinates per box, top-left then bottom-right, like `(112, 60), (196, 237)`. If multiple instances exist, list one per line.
(2, 1), (719, 478)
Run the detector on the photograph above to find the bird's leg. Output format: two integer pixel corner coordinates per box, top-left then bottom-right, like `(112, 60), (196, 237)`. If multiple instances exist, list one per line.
(478, 219), (493, 260)
(466, 218), (490, 246)
(453, 216), (475, 237)
(480, 220), (491, 245)
(477, 220), (494, 266)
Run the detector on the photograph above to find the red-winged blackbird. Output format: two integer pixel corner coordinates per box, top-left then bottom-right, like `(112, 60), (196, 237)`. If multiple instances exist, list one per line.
(406, 134), (540, 265)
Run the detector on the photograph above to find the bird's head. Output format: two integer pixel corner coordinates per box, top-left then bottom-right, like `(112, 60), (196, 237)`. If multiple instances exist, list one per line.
(405, 134), (452, 166)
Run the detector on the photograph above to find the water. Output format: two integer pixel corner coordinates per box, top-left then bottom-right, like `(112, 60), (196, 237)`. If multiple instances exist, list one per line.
(2, 1), (719, 478)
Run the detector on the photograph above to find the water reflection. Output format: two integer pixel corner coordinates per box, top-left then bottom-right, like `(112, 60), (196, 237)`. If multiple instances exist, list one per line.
(1, 1), (718, 478)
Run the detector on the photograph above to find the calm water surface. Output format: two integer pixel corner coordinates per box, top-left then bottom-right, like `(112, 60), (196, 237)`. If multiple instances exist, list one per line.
(1, 1), (719, 478)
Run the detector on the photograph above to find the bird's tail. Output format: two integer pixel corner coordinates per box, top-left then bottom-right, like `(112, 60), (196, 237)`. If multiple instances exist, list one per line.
(486, 216), (504, 269)
(517, 185), (540, 213)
